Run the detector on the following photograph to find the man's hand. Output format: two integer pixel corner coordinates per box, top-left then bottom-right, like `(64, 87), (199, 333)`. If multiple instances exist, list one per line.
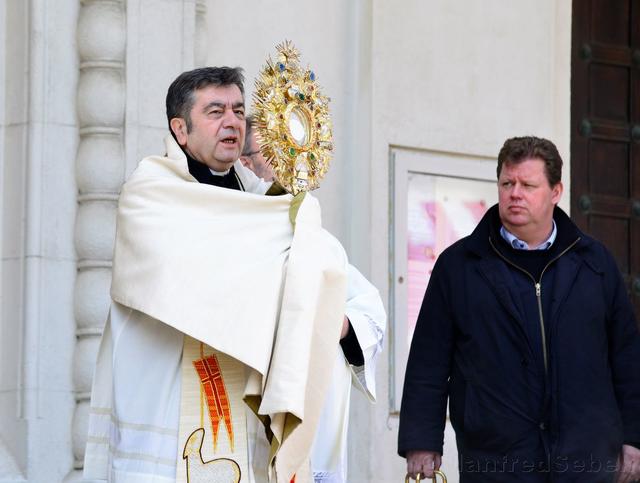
(617, 444), (640, 483)
(406, 450), (442, 480)
(340, 316), (350, 339)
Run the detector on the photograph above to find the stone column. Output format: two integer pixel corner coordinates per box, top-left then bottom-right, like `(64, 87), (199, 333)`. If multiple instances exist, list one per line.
(195, 0), (208, 68)
(65, 0), (126, 480)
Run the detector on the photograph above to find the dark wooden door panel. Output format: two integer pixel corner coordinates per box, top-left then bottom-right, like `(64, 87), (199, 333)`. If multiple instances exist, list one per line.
(589, 139), (629, 196)
(571, 0), (640, 317)
(590, 64), (629, 121)
(591, 0), (630, 45)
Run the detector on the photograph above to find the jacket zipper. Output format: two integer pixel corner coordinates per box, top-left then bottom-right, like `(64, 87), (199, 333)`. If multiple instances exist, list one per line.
(489, 237), (580, 373)
(534, 282), (546, 370)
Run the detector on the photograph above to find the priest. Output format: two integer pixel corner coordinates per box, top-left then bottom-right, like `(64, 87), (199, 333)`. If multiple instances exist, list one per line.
(83, 66), (385, 483)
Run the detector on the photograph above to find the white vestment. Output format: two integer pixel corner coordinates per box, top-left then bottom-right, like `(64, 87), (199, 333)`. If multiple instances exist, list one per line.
(84, 135), (385, 483)
(309, 264), (385, 483)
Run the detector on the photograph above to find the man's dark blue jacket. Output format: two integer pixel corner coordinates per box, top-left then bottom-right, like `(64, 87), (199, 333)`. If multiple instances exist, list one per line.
(398, 204), (640, 482)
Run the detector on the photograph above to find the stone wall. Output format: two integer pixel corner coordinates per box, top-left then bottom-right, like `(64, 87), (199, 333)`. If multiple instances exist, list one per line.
(1, 0), (78, 481)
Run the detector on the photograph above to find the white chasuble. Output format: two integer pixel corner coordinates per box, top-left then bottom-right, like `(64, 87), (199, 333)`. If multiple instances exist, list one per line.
(84, 135), (347, 483)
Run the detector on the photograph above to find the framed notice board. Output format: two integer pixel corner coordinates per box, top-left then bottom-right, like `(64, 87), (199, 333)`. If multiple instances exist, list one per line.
(389, 146), (498, 412)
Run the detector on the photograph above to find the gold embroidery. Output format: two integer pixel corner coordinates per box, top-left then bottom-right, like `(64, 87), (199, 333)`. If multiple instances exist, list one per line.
(183, 428), (241, 483)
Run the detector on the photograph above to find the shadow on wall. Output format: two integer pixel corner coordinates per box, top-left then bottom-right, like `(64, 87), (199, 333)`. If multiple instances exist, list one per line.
(0, 437), (21, 479)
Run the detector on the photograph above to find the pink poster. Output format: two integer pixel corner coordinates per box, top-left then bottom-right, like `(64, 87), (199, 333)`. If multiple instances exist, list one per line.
(407, 198), (489, 345)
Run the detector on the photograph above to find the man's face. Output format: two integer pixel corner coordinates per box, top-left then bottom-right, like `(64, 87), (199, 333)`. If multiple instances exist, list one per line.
(498, 158), (562, 237)
(240, 131), (274, 181)
(172, 84), (245, 172)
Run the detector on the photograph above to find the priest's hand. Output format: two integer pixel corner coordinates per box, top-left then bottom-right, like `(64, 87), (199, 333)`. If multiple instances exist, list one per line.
(340, 316), (350, 339)
(616, 444), (640, 482)
(406, 450), (441, 480)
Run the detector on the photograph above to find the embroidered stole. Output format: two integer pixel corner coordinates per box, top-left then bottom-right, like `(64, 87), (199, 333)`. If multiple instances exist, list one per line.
(177, 336), (249, 483)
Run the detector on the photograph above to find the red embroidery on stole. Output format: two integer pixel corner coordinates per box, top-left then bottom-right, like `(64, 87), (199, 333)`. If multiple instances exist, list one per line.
(193, 354), (234, 452)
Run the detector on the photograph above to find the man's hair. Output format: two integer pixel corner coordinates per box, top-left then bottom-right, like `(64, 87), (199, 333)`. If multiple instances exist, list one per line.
(166, 66), (245, 133)
(241, 115), (255, 157)
(497, 136), (563, 186)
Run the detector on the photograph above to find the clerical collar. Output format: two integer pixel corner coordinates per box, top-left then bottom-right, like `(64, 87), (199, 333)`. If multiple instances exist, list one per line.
(185, 152), (243, 191)
(500, 220), (557, 250)
(209, 167), (231, 176)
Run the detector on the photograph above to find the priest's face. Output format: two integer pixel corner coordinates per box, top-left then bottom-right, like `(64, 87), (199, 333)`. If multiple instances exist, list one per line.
(173, 84), (246, 172)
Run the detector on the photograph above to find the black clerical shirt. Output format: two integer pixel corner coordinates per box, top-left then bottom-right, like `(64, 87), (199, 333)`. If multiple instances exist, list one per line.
(187, 154), (244, 191)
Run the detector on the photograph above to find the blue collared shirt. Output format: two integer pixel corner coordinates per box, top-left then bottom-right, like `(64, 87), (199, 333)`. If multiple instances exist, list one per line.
(500, 220), (557, 250)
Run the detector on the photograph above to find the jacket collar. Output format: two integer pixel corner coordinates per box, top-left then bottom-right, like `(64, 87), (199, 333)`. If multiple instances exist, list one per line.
(465, 203), (590, 260)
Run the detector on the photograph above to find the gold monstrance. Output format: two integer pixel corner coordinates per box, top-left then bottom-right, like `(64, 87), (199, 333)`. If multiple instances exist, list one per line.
(253, 41), (333, 195)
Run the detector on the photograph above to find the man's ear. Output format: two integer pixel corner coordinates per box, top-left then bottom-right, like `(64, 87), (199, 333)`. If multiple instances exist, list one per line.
(239, 156), (252, 169)
(552, 181), (563, 205)
(170, 118), (188, 146)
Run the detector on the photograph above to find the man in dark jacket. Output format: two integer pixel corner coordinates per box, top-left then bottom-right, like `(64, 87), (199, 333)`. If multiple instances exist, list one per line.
(398, 136), (640, 482)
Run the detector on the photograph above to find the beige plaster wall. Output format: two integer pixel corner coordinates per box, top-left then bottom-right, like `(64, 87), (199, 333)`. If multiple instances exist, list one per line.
(205, 0), (372, 255)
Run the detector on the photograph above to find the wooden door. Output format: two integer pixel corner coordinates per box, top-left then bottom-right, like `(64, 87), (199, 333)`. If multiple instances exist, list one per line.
(571, 0), (640, 318)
